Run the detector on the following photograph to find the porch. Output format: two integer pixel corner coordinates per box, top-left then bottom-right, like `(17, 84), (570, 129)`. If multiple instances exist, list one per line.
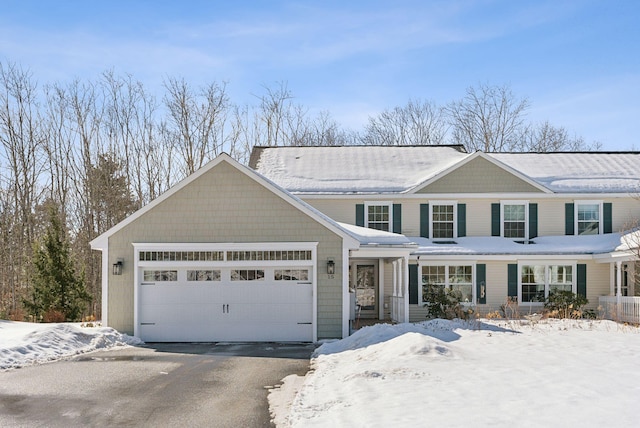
(595, 253), (640, 323)
(599, 296), (640, 324)
(348, 255), (410, 326)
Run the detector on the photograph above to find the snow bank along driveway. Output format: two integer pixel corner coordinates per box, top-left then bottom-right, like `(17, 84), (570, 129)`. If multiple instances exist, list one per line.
(0, 320), (141, 371)
(271, 319), (640, 428)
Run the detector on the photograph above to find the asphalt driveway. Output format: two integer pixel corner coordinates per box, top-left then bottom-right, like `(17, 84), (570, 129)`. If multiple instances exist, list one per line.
(0, 342), (315, 427)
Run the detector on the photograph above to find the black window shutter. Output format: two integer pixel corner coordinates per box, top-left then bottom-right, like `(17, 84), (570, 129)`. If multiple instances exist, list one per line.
(603, 203), (612, 234)
(409, 264), (418, 304)
(420, 204), (429, 238)
(356, 204), (364, 227)
(565, 203), (575, 235)
(577, 264), (587, 298)
(457, 203), (466, 237)
(393, 204), (402, 234)
(507, 264), (518, 298)
(476, 263), (487, 304)
(529, 203), (538, 239)
(491, 203), (500, 236)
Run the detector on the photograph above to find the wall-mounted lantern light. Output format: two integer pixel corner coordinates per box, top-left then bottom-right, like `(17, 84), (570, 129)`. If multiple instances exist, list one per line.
(327, 258), (335, 275)
(113, 258), (123, 275)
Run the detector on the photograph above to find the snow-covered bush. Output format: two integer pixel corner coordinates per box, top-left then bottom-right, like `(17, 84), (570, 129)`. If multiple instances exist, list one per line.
(544, 291), (589, 319)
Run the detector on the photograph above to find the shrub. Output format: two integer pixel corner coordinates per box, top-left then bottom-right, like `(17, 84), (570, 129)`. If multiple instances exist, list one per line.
(544, 291), (589, 319)
(424, 285), (473, 320)
(43, 309), (66, 323)
(486, 310), (502, 319)
(499, 297), (520, 319)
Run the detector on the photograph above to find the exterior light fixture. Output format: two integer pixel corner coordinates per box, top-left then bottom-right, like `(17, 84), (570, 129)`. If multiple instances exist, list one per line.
(113, 258), (123, 275)
(327, 258), (335, 275)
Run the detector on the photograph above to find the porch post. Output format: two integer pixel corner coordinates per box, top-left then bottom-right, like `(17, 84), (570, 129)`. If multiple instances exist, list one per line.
(616, 260), (622, 304)
(378, 259), (385, 320)
(403, 255), (410, 323)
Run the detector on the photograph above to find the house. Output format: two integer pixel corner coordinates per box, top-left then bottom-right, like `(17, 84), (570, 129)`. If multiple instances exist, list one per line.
(91, 146), (640, 342)
(250, 146), (640, 323)
(90, 153), (414, 342)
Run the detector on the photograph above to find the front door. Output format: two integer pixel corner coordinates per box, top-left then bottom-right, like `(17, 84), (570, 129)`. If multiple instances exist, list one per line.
(353, 262), (377, 318)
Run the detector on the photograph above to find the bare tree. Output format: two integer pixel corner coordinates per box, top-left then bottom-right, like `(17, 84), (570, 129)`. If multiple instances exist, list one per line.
(43, 84), (75, 215)
(520, 121), (602, 152)
(307, 110), (356, 146)
(446, 83), (530, 152)
(163, 77), (230, 176)
(362, 99), (448, 146)
(0, 63), (46, 316)
(257, 82), (294, 147)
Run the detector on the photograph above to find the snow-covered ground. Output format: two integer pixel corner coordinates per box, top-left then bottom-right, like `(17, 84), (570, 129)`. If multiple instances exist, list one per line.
(0, 320), (141, 370)
(3, 319), (639, 427)
(270, 319), (640, 428)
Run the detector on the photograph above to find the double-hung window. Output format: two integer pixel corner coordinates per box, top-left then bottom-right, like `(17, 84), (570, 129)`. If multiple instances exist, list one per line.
(576, 202), (601, 235)
(420, 264), (474, 304)
(502, 201), (528, 239)
(365, 202), (392, 232)
(520, 263), (574, 304)
(430, 202), (456, 239)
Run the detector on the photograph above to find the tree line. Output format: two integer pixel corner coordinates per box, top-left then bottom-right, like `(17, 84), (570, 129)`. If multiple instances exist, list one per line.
(0, 61), (600, 321)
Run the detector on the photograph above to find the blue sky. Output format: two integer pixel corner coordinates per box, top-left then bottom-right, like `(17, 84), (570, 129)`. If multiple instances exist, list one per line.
(1, 0), (638, 149)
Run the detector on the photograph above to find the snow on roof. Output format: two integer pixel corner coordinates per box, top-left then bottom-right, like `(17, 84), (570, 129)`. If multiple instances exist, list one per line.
(252, 146), (469, 194)
(489, 152), (640, 193)
(252, 147), (640, 194)
(337, 222), (417, 247)
(618, 228), (640, 252)
(411, 234), (624, 256)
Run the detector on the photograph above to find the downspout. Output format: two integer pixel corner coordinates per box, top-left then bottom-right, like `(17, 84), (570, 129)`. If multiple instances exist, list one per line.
(342, 245), (351, 339)
(101, 248), (109, 325)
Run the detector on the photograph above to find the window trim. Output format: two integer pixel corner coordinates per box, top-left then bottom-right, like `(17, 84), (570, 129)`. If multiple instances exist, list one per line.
(574, 200), (603, 236)
(418, 262), (476, 305)
(364, 201), (393, 232)
(500, 200), (529, 240)
(429, 201), (457, 240)
(518, 261), (577, 305)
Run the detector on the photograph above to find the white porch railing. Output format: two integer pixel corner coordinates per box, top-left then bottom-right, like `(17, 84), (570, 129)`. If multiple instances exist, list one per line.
(599, 296), (640, 324)
(390, 296), (405, 323)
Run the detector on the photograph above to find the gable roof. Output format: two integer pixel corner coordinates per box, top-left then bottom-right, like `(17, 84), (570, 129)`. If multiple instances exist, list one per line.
(488, 152), (640, 193)
(90, 153), (360, 250)
(409, 151), (551, 194)
(250, 145), (469, 194)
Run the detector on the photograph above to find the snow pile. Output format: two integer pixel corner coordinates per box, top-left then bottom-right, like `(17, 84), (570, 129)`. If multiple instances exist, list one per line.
(0, 320), (142, 370)
(272, 319), (640, 427)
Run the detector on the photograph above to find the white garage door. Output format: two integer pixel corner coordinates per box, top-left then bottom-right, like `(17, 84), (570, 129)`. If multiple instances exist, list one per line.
(135, 247), (315, 342)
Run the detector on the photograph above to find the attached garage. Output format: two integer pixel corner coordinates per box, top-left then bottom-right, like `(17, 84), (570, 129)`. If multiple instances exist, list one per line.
(135, 244), (316, 342)
(90, 153), (360, 342)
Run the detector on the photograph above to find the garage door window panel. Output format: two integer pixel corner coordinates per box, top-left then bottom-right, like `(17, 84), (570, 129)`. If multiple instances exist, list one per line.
(187, 270), (221, 281)
(143, 270), (178, 281)
(231, 269), (265, 281)
(140, 251), (224, 262)
(227, 250), (312, 261)
(275, 269), (309, 281)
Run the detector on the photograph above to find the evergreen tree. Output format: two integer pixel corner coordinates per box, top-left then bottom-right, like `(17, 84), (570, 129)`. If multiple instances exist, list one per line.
(24, 206), (90, 321)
